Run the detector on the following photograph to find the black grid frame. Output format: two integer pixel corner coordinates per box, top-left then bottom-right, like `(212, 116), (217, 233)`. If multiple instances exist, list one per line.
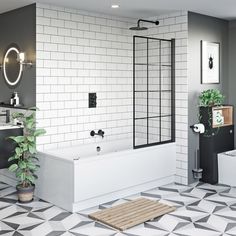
(133, 36), (175, 149)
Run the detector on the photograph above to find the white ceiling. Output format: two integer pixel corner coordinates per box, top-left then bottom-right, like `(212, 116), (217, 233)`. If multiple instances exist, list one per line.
(1, 0), (236, 20)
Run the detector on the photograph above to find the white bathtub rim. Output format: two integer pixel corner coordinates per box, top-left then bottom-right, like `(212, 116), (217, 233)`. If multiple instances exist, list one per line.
(38, 142), (176, 164)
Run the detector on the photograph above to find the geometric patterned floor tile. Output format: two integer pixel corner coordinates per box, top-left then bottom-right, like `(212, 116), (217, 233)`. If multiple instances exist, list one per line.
(1, 182), (236, 236)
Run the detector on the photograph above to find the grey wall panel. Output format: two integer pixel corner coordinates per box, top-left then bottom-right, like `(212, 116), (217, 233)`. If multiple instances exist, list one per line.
(229, 21), (236, 143)
(188, 12), (229, 184)
(0, 4), (36, 107)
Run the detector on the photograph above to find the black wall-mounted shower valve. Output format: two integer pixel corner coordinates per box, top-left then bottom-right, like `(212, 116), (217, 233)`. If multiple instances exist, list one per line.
(89, 93), (97, 108)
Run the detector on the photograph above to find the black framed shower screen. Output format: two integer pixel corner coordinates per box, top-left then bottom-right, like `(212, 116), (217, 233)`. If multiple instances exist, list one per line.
(133, 36), (175, 149)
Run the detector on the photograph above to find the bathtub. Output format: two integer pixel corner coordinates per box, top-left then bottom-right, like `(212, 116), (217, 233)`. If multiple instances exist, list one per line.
(36, 140), (176, 212)
(218, 150), (236, 186)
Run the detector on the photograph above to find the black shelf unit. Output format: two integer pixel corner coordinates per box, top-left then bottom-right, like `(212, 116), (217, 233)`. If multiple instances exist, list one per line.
(199, 106), (234, 184)
(133, 36), (175, 149)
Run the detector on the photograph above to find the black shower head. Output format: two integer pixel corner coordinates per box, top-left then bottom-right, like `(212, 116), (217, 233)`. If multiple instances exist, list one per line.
(129, 19), (159, 31)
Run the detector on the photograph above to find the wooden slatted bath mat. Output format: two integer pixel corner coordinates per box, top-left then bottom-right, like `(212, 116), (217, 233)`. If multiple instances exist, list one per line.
(89, 198), (176, 231)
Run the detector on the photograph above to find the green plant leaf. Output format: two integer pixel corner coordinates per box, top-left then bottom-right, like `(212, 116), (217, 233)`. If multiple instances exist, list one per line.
(20, 172), (26, 182)
(19, 161), (27, 169)
(33, 174), (38, 179)
(32, 156), (39, 161)
(29, 145), (36, 154)
(34, 129), (46, 137)
(8, 156), (17, 162)
(26, 175), (35, 184)
(12, 112), (24, 119)
(9, 136), (25, 143)
(26, 121), (34, 129)
(27, 162), (37, 170)
(8, 164), (18, 172)
(27, 136), (35, 142)
(15, 147), (22, 156)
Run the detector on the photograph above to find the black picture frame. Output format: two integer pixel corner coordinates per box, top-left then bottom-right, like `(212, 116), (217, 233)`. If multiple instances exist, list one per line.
(201, 40), (220, 84)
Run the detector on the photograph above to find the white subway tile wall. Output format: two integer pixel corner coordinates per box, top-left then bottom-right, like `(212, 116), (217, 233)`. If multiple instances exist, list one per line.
(137, 13), (188, 184)
(36, 4), (188, 184)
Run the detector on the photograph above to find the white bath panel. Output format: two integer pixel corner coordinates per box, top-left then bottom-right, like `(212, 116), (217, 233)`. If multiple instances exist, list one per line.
(35, 141), (176, 212)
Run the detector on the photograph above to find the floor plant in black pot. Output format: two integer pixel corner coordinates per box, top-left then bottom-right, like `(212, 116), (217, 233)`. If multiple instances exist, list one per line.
(8, 108), (46, 203)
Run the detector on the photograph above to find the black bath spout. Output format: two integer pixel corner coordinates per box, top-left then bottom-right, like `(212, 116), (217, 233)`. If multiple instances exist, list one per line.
(90, 129), (105, 138)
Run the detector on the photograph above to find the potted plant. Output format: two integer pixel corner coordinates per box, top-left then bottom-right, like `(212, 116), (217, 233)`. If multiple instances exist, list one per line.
(8, 108), (46, 203)
(198, 89), (225, 136)
(199, 89), (225, 107)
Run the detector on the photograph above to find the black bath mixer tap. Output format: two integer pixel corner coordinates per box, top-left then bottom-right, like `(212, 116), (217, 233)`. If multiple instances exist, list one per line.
(90, 129), (105, 138)
(0, 110), (10, 123)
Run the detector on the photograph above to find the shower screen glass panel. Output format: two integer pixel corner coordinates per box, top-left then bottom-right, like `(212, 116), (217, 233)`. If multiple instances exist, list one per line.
(133, 36), (175, 148)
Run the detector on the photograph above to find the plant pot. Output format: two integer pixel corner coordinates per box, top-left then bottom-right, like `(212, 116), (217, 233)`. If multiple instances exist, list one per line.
(192, 168), (203, 179)
(16, 185), (35, 203)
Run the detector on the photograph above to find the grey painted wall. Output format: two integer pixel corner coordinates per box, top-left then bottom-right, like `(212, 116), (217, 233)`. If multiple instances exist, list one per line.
(188, 12), (229, 184)
(229, 21), (236, 142)
(0, 4), (36, 108)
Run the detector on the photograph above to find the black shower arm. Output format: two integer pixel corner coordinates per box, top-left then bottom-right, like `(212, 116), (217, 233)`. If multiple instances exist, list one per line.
(137, 19), (159, 27)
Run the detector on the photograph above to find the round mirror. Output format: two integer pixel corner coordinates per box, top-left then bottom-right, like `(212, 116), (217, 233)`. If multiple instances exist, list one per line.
(3, 47), (23, 87)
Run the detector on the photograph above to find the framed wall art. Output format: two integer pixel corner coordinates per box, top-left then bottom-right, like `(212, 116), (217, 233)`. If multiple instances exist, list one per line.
(201, 41), (220, 84)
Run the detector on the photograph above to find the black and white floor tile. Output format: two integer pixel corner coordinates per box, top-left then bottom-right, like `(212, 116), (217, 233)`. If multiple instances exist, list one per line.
(0, 182), (236, 236)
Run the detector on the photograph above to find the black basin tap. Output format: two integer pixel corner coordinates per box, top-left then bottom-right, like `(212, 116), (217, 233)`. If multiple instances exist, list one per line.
(0, 110), (10, 123)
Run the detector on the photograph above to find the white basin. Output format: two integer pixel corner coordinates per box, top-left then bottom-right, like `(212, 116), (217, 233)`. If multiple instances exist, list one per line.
(0, 124), (21, 130)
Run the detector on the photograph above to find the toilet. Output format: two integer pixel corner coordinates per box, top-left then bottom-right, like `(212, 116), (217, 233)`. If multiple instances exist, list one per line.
(218, 150), (236, 186)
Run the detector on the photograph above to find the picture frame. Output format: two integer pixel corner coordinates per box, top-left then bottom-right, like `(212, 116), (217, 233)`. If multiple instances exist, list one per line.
(201, 41), (220, 84)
